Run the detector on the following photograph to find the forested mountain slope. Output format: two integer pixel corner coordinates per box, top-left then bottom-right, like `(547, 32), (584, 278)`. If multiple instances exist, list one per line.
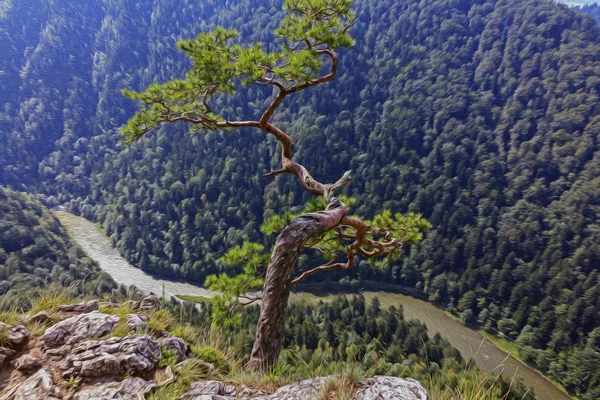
(0, 188), (115, 303)
(1, 0), (600, 397)
(579, 3), (600, 21)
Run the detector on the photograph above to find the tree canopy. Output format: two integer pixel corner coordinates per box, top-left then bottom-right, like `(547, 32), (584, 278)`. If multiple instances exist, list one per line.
(122, 0), (430, 370)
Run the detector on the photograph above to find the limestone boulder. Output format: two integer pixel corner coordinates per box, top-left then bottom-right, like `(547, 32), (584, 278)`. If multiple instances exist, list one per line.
(138, 296), (160, 310)
(56, 300), (99, 313)
(125, 314), (147, 332)
(14, 354), (42, 374)
(74, 377), (153, 400)
(180, 381), (237, 398)
(61, 334), (161, 378)
(158, 336), (190, 362)
(0, 322), (30, 350)
(357, 376), (428, 400)
(181, 375), (428, 400)
(17, 312), (52, 326)
(1, 369), (61, 400)
(41, 312), (119, 349)
(0, 347), (16, 364)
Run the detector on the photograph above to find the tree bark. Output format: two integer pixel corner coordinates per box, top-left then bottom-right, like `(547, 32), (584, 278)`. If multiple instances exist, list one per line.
(247, 202), (347, 371)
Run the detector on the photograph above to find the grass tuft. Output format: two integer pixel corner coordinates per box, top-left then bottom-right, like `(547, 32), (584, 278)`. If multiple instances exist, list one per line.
(0, 307), (19, 325)
(99, 302), (135, 338)
(169, 324), (200, 344)
(0, 326), (10, 348)
(62, 376), (82, 391)
(147, 309), (174, 335)
(28, 285), (83, 315)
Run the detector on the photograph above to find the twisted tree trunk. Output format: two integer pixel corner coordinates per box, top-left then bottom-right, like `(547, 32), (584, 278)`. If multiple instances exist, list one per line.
(247, 200), (347, 371)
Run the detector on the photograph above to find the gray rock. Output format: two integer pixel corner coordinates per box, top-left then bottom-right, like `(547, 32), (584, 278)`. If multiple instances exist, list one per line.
(74, 377), (153, 400)
(159, 336), (190, 362)
(56, 300), (99, 313)
(80, 353), (121, 377)
(42, 312), (119, 349)
(62, 335), (161, 378)
(357, 376), (428, 399)
(257, 377), (328, 399)
(18, 312), (52, 325)
(239, 386), (266, 397)
(14, 354), (42, 374)
(123, 300), (140, 310)
(232, 375), (427, 400)
(0, 347), (17, 364)
(0, 323), (30, 350)
(2, 369), (61, 400)
(180, 381), (237, 398)
(138, 296), (160, 310)
(125, 314), (147, 332)
(45, 345), (72, 362)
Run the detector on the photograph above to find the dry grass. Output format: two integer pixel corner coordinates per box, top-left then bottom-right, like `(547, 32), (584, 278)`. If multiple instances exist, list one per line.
(147, 309), (174, 334)
(425, 352), (527, 400)
(0, 306), (19, 325)
(28, 285), (83, 315)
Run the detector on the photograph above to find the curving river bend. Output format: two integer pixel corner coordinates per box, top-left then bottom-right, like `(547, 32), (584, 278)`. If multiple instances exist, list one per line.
(55, 212), (572, 400)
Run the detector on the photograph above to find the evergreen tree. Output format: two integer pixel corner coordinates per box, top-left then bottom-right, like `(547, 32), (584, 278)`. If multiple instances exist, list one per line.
(123, 0), (429, 370)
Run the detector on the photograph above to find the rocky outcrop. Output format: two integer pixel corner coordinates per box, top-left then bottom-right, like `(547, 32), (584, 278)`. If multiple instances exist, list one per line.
(179, 376), (428, 400)
(158, 336), (190, 362)
(357, 376), (428, 399)
(264, 376), (428, 399)
(126, 295), (161, 312)
(180, 381), (237, 398)
(0, 369), (61, 400)
(138, 296), (160, 310)
(0, 299), (429, 400)
(13, 354), (42, 374)
(74, 377), (153, 400)
(61, 334), (162, 378)
(56, 299), (99, 313)
(257, 377), (328, 399)
(0, 322), (30, 365)
(0, 348), (16, 364)
(0, 323), (30, 350)
(17, 312), (52, 325)
(41, 312), (119, 349)
(125, 313), (147, 331)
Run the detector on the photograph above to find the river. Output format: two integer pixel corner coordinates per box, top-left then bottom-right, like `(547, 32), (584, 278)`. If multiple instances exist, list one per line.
(55, 212), (572, 400)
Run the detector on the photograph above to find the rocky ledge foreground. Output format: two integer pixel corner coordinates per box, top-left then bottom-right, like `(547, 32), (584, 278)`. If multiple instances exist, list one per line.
(0, 297), (428, 399)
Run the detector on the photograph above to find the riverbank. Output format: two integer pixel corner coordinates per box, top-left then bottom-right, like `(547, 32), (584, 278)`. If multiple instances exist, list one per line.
(56, 211), (573, 400)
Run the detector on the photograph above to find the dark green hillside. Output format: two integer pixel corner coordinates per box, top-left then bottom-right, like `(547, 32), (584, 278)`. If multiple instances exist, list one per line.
(0, 187), (115, 303)
(0, 0), (600, 397)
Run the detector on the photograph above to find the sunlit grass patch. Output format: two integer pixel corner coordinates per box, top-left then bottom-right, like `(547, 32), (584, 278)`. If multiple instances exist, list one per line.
(28, 285), (83, 315)
(147, 309), (174, 334)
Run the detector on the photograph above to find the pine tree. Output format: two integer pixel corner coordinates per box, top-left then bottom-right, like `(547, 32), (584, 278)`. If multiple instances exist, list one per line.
(122, 0), (429, 370)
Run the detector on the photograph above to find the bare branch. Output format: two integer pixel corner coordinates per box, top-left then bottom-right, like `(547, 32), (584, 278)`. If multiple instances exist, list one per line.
(292, 259), (347, 285)
(202, 85), (217, 114)
(287, 49), (339, 94)
(264, 168), (288, 177)
(258, 75), (286, 91)
(227, 296), (262, 316)
(259, 48), (339, 127)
